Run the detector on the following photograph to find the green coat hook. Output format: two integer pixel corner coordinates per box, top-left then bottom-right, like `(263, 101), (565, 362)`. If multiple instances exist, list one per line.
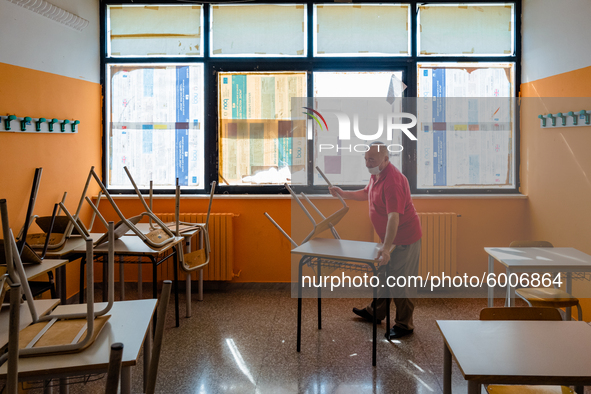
(71, 120), (80, 132)
(35, 118), (46, 132)
(21, 116), (32, 131)
(567, 111), (577, 126)
(546, 113), (556, 126)
(538, 114), (546, 127)
(60, 119), (70, 132)
(48, 118), (58, 132)
(556, 112), (566, 126)
(4, 115), (16, 130)
(581, 110), (590, 125)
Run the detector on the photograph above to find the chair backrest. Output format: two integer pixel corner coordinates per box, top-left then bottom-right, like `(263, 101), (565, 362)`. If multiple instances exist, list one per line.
(479, 307), (562, 321)
(104, 342), (124, 394)
(509, 240), (554, 248)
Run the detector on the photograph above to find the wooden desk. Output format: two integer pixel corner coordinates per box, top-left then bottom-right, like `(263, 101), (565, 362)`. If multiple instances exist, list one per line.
(73, 235), (184, 327)
(291, 238), (383, 367)
(0, 299), (157, 394)
(437, 320), (591, 394)
(485, 247), (591, 314)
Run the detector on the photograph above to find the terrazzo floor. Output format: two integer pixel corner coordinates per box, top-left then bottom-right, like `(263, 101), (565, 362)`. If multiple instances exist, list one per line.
(15, 283), (583, 394)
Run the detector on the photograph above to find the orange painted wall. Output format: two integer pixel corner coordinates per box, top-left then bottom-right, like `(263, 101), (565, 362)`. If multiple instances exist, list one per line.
(0, 62), (102, 299)
(521, 65), (591, 319)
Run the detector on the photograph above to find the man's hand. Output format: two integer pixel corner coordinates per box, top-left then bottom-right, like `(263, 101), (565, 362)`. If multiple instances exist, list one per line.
(375, 246), (391, 267)
(328, 186), (344, 198)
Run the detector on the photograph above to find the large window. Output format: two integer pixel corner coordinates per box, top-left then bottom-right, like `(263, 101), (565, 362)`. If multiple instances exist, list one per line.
(102, 1), (521, 194)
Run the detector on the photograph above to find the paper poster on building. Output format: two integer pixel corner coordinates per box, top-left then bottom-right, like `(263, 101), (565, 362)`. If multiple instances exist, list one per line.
(416, 65), (513, 188)
(109, 64), (204, 188)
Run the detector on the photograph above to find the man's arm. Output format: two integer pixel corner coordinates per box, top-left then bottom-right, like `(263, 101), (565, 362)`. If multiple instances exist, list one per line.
(376, 212), (399, 266)
(328, 186), (368, 201)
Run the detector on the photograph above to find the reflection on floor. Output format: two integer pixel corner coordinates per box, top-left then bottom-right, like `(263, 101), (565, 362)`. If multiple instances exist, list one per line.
(23, 283), (566, 394)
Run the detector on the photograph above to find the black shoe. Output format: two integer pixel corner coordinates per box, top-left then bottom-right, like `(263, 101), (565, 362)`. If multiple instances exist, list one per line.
(352, 307), (382, 324)
(385, 326), (414, 339)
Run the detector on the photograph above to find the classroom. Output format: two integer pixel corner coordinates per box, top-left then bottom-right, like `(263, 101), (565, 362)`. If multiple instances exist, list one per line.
(1, 0), (591, 393)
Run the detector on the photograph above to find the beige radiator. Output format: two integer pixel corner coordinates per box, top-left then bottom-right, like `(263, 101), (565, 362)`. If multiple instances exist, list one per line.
(156, 213), (236, 281)
(417, 212), (457, 278)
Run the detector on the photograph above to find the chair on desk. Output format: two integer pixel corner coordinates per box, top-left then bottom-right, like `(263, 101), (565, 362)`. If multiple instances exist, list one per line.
(510, 241), (582, 321)
(0, 199), (116, 360)
(176, 181), (216, 309)
(264, 166), (349, 247)
(481, 307), (575, 394)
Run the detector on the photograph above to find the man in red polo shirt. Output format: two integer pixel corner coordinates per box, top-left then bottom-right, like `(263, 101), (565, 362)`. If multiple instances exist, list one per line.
(329, 142), (422, 339)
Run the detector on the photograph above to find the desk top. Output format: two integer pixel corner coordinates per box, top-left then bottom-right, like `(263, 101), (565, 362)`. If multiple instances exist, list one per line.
(437, 320), (591, 383)
(33, 236), (88, 259)
(73, 234), (184, 256)
(0, 299), (60, 348)
(485, 247), (591, 270)
(124, 222), (200, 238)
(291, 239), (381, 264)
(24, 259), (69, 281)
(0, 299), (157, 378)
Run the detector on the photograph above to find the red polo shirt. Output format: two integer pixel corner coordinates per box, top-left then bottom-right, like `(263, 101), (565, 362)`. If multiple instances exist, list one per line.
(364, 162), (422, 245)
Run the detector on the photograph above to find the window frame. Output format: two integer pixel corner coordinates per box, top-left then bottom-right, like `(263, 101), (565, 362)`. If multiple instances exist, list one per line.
(100, 0), (522, 195)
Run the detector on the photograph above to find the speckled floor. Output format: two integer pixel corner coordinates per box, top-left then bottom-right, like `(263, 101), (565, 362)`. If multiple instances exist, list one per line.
(17, 283), (575, 394)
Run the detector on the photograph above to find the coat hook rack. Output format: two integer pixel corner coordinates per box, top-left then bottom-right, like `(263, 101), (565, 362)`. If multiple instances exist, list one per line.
(0, 115), (80, 134)
(539, 110), (590, 129)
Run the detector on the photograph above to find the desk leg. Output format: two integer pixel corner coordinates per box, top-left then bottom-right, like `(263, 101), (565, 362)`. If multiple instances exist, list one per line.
(119, 255), (125, 301)
(574, 386), (583, 394)
(199, 269), (204, 302)
(372, 287), (377, 367)
(386, 299), (391, 339)
(317, 258), (321, 330)
(138, 257), (143, 299)
(185, 236), (192, 318)
(43, 382), (52, 394)
(58, 265), (67, 305)
(59, 378), (69, 393)
(144, 318), (153, 393)
(121, 366), (131, 394)
(297, 258), (304, 353)
(151, 256), (158, 336)
(467, 381), (481, 394)
(79, 257), (86, 304)
(505, 268), (515, 307)
(173, 247), (180, 327)
(566, 272), (573, 321)
(102, 255), (108, 303)
(488, 255), (494, 307)
(443, 343), (452, 394)
(152, 257), (158, 300)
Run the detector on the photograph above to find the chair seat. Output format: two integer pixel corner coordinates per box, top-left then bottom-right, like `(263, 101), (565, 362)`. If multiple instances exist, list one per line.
(516, 287), (580, 307)
(487, 385), (574, 394)
(183, 249), (208, 271)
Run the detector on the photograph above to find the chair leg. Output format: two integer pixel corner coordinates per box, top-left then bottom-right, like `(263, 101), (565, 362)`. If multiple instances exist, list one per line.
(576, 304), (583, 321)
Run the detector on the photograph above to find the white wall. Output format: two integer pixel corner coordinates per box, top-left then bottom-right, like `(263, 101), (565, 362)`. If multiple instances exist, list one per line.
(0, 0), (99, 83)
(522, 0), (591, 83)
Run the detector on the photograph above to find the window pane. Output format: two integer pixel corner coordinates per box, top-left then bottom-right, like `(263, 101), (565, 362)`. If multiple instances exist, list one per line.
(107, 64), (204, 189)
(108, 5), (202, 57)
(211, 5), (306, 57)
(418, 4), (514, 56)
(219, 72), (307, 185)
(313, 72), (405, 185)
(416, 63), (515, 189)
(314, 4), (409, 56)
